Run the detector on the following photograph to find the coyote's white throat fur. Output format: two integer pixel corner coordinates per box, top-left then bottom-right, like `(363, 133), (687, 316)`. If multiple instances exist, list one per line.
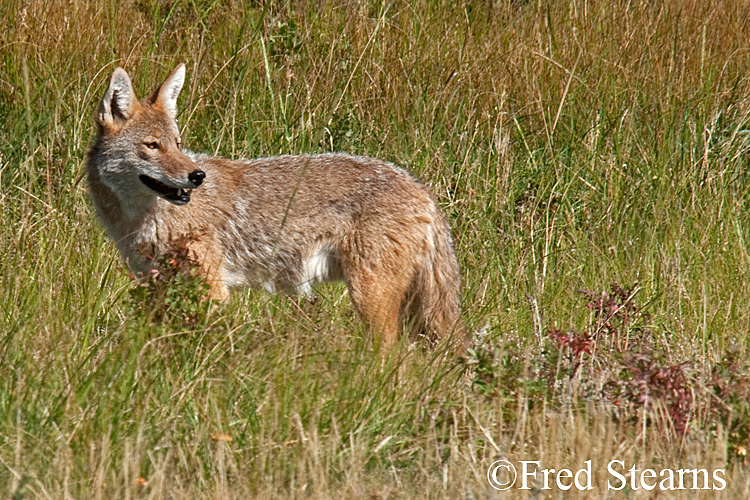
(87, 63), (464, 349)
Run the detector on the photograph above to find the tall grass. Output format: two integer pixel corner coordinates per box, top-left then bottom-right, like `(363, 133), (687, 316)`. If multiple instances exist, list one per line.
(2, 0), (750, 497)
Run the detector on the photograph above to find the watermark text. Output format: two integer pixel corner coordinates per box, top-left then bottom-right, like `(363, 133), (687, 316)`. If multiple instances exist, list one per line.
(486, 459), (726, 491)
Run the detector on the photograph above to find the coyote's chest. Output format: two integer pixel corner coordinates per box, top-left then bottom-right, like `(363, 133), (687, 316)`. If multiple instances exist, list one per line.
(113, 209), (171, 277)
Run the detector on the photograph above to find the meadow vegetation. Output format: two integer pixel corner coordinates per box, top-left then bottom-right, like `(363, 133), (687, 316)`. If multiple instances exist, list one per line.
(2, 0), (750, 497)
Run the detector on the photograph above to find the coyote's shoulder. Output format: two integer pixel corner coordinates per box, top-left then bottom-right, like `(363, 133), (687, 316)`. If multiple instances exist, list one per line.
(88, 63), (463, 350)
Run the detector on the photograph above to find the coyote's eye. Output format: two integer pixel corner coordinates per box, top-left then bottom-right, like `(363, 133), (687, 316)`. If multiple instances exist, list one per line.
(176, 140), (182, 150)
(145, 141), (159, 150)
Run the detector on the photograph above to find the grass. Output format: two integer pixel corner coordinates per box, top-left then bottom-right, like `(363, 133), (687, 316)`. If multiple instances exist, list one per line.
(2, 0), (750, 497)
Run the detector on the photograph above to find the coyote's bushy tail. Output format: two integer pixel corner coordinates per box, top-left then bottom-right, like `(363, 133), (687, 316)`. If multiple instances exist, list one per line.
(408, 212), (465, 346)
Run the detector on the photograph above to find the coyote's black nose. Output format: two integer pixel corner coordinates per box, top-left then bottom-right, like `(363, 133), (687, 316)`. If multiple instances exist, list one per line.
(188, 170), (205, 187)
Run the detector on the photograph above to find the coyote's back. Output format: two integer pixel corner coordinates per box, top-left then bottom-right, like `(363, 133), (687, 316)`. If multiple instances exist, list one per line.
(87, 63), (463, 350)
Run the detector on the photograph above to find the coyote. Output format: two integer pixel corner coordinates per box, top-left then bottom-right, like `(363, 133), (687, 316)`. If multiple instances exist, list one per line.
(87, 63), (463, 349)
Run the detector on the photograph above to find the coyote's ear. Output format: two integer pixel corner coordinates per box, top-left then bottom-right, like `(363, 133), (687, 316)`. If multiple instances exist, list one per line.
(97, 67), (137, 130)
(149, 63), (185, 119)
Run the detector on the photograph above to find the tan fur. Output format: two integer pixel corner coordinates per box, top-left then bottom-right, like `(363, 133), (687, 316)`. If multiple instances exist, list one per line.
(87, 64), (464, 350)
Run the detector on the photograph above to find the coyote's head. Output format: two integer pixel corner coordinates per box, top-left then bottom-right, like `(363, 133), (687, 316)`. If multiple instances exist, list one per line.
(93, 64), (204, 208)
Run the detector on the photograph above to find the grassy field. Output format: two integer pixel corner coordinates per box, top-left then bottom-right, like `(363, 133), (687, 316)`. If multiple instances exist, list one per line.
(2, 0), (750, 497)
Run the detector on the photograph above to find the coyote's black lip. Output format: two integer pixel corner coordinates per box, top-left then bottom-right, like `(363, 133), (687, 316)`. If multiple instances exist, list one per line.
(139, 175), (192, 205)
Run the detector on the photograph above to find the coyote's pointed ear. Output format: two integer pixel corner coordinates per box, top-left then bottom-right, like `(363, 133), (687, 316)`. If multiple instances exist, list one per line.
(97, 67), (137, 131)
(149, 63), (186, 119)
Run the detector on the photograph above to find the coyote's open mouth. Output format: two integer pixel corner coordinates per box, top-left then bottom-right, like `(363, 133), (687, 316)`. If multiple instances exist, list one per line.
(139, 175), (192, 205)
